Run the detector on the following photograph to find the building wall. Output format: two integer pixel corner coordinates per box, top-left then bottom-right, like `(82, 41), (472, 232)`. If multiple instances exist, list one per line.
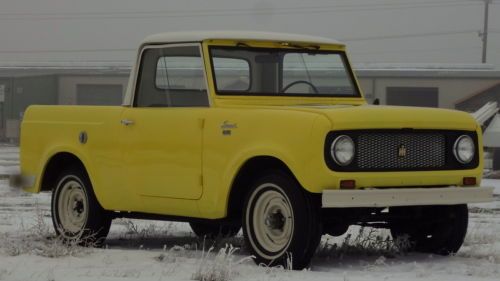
(58, 75), (129, 105)
(359, 77), (500, 109)
(357, 79), (374, 102)
(2, 75), (58, 140)
(0, 70), (498, 142)
(55, 74), (500, 110)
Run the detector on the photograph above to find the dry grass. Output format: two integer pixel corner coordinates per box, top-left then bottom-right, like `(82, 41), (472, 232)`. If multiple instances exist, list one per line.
(192, 244), (252, 281)
(0, 202), (93, 258)
(316, 227), (411, 259)
(121, 219), (173, 240)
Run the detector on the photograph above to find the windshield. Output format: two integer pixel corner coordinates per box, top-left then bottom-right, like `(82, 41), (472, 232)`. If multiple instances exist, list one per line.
(209, 46), (360, 97)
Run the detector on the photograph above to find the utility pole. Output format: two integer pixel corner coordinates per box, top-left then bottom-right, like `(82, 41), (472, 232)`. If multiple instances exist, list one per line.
(481, 0), (491, 63)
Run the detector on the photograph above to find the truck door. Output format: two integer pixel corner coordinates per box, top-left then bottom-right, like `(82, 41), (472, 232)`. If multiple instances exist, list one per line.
(120, 44), (209, 203)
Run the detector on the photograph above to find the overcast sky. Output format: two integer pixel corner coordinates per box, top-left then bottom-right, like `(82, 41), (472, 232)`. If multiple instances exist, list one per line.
(1, 0), (499, 67)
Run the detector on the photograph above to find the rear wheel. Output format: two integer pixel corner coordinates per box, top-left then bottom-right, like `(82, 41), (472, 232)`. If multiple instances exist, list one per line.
(51, 167), (111, 246)
(189, 221), (241, 239)
(242, 171), (321, 269)
(389, 204), (468, 255)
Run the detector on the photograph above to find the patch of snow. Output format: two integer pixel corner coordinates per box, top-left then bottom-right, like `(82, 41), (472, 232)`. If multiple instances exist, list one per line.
(482, 179), (500, 195)
(0, 146), (499, 281)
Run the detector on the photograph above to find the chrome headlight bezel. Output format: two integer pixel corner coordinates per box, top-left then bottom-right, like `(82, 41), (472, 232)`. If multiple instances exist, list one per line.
(330, 135), (355, 166)
(453, 135), (475, 164)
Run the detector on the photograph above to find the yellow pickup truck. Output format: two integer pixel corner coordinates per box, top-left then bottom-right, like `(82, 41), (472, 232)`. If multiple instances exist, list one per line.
(14, 31), (493, 269)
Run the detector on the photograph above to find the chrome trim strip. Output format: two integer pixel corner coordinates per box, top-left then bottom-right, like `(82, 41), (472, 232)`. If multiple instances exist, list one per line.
(322, 186), (494, 208)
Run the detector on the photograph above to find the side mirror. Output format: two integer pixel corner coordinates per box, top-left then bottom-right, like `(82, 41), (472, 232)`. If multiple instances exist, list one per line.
(373, 98), (380, 105)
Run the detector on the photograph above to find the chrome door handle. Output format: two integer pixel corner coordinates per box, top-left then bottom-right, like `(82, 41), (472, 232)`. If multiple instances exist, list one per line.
(120, 119), (134, 126)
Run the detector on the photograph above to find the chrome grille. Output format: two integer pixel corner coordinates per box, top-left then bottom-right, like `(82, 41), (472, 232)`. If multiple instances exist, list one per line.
(357, 133), (446, 170)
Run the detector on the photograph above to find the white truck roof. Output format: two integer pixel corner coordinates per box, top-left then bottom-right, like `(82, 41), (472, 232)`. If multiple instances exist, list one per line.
(142, 31), (343, 46)
(124, 31), (343, 106)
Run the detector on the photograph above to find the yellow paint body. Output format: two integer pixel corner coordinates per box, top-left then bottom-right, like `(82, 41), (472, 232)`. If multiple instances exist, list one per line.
(19, 39), (483, 219)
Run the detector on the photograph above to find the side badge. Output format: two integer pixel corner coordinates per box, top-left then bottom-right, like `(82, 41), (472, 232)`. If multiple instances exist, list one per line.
(221, 121), (237, 136)
(79, 131), (88, 144)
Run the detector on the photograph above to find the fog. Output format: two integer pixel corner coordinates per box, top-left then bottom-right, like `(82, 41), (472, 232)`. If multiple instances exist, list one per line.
(0, 0), (499, 66)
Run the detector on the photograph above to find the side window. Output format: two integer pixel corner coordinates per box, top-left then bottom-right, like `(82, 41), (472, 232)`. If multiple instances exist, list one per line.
(156, 56), (205, 90)
(135, 45), (209, 107)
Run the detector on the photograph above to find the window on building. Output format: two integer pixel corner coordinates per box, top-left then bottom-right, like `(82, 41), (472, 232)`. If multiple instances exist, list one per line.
(386, 87), (438, 108)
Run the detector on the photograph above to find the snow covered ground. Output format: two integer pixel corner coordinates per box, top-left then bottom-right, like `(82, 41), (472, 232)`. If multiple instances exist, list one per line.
(0, 145), (499, 281)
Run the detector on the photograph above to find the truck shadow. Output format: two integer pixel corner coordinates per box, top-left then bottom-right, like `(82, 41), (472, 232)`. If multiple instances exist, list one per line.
(103, 233), (247, 253)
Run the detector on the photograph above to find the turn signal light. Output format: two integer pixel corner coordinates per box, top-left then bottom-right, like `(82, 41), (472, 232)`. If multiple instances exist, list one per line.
(340, 180), (356, 189)
(463, 177), (476, 186)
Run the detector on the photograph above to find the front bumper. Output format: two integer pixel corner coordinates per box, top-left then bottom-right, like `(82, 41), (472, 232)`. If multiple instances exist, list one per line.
(322, 186), (494, 208)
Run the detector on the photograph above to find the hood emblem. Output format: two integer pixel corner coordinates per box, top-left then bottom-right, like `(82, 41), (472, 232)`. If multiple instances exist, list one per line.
(398, 144), (407, 158)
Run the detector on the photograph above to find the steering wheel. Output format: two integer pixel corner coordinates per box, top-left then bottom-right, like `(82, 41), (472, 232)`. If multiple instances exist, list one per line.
(281, 80), (319, 94)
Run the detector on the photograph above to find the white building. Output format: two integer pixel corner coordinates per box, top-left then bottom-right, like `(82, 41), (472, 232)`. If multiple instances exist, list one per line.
(0, 62), (499, 140)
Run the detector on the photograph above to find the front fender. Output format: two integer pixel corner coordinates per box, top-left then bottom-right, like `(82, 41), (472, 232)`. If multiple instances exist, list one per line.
(198, 113), (332, 219)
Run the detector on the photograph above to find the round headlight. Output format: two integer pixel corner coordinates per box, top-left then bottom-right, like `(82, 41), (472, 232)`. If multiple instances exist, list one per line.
(453, 135), (474, 164)
(330, 135), (355, 166)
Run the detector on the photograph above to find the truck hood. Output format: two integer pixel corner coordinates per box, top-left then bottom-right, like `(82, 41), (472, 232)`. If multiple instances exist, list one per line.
(284, 104), (479, 131)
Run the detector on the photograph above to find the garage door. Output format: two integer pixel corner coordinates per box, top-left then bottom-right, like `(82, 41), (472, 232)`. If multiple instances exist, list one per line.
(386, 87), (438, 108)
(76, 84), (123, 105)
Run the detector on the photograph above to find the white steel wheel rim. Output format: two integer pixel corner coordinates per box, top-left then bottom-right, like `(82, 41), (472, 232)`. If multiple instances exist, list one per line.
(57, 177), (89, 235)
(247, 183), (294, 260)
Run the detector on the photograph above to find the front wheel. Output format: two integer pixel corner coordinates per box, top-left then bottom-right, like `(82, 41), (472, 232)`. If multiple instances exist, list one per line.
(389, 204), (468, 255)
(51, 167), (111, 246)
(242, 171), (322, 269)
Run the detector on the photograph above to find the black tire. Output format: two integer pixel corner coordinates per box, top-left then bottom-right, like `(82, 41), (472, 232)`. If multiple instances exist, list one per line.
(493, 148), (500, 170)
(323, 223), (349, 237)
(242, 170), (322, 269)
(51, 167), (111, 246)
(389, 204), (468, 255)
(189, 221), (241, 239)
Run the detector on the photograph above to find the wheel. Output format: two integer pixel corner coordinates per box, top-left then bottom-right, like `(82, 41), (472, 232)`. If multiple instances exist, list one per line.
(51, 167), (111, 246)
(242, 171), (322, 269)
(281, 80), (319, 94)
(389, 204), (468, 255)
(189, 221), (241, 239)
